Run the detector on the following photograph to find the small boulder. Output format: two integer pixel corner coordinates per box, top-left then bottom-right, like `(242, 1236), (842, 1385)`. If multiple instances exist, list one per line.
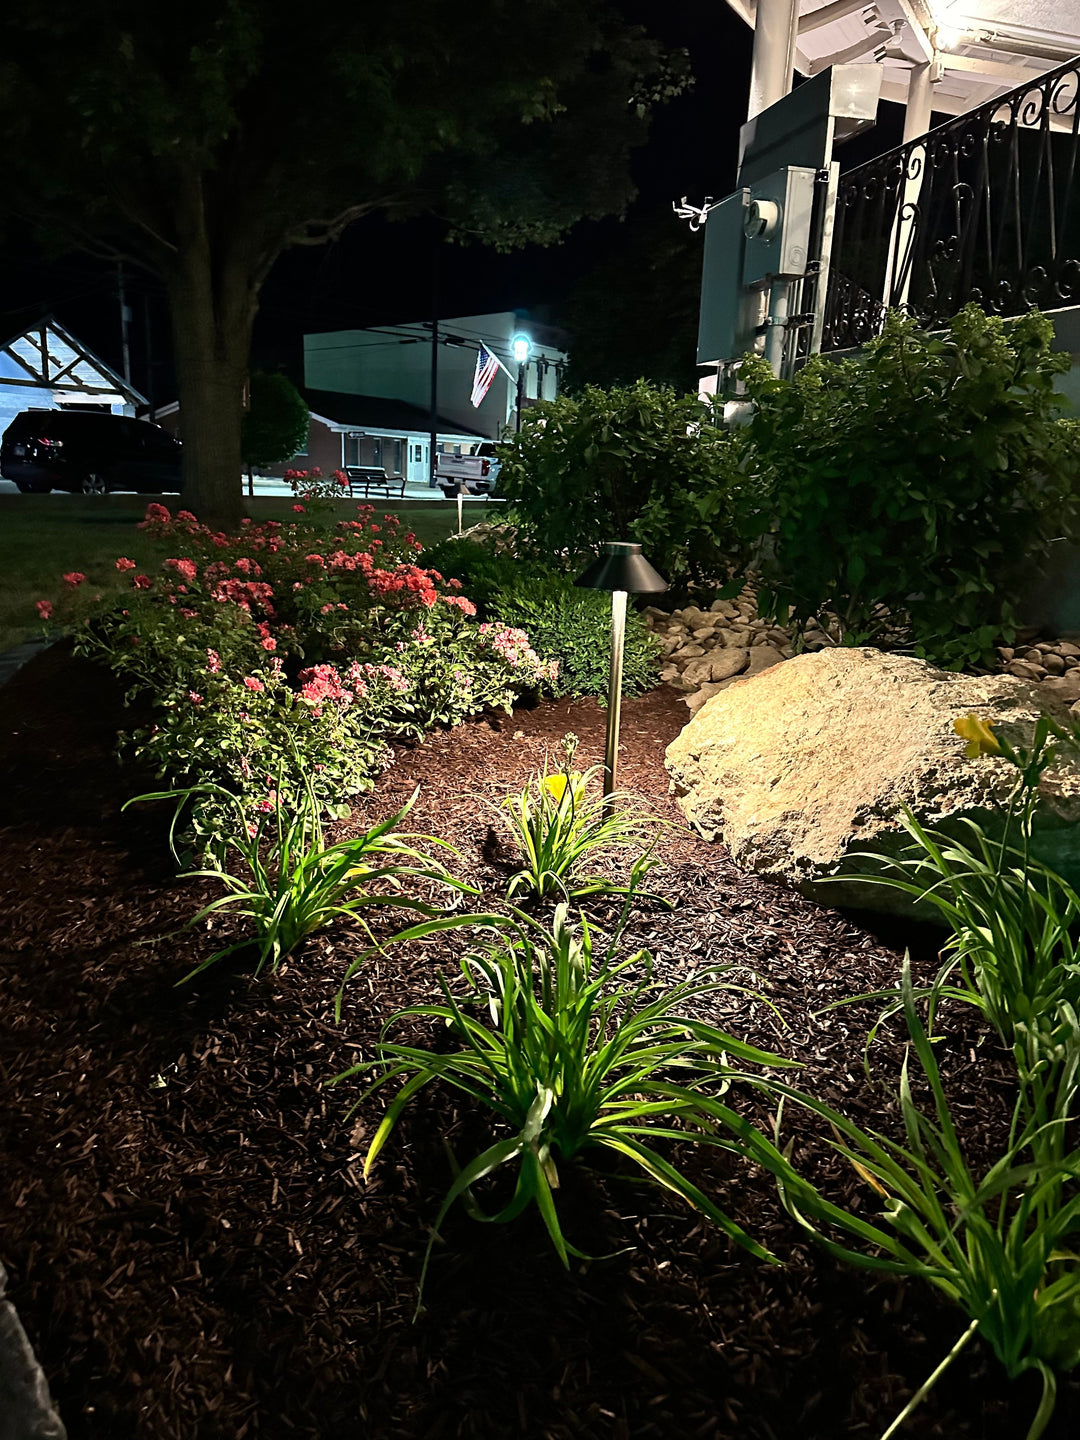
(664, 648), (1080, 915)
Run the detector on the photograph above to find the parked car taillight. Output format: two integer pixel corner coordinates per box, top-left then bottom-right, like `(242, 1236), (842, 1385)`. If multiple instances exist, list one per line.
(37, 436), (63, 449)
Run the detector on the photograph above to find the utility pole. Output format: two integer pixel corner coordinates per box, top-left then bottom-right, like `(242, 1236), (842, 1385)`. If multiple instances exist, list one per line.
(142, 294), (156, 421)
(428, 241), (439, 487)
(116, 261), (133, 387)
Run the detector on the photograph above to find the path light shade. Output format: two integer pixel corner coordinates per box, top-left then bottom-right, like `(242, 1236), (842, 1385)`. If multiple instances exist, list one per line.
(575, 542), (668, 801)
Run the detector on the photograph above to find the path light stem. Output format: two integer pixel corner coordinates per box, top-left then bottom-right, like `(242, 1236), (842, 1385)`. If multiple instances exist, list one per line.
(604, 589), (627, 803)
(573, 541), (668, 814)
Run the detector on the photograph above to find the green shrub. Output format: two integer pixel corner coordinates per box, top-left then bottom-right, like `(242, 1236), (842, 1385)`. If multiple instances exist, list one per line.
(419, 534), (523, 616)
(492, 571), (659, 700)
(736, 306), (1080, 668)
(496, 379), (742, 588)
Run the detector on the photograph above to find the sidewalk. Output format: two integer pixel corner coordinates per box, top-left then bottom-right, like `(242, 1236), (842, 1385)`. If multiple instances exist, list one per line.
(0, 638), (50, 689)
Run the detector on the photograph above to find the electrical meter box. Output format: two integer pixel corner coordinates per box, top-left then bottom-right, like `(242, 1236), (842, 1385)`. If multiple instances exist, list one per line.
(742, 165), (818, 287)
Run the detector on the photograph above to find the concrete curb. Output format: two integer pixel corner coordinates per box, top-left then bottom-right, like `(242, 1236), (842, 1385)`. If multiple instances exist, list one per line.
(0, 1263), (66, 1440)
(0, 640), (52, 690)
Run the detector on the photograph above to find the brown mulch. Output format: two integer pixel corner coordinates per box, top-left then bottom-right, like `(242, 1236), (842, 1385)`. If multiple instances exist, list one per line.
(0, 645), (1076, 1440)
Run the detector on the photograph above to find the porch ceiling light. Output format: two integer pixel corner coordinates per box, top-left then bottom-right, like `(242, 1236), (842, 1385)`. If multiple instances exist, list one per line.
(575, 541), (667, 802)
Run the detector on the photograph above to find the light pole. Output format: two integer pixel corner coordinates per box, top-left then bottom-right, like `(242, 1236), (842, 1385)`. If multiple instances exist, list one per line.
(575, 542), (668, 805)
(511, 331), (531, 432)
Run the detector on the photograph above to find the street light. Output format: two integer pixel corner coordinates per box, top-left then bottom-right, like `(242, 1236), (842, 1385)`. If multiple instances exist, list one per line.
(511, 331), (531, 432)
(575, 542), (667, 804)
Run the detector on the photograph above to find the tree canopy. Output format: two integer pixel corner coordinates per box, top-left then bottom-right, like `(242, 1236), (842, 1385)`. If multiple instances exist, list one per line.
(0, 0), (683, 517)
(562, 210), (703, 393)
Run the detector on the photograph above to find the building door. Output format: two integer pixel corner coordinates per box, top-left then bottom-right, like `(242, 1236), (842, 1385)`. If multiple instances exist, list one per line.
(406, 440), (428, 485)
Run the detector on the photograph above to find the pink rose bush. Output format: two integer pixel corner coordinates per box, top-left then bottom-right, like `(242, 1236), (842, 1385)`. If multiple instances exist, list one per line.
(34, 497), (559, 844)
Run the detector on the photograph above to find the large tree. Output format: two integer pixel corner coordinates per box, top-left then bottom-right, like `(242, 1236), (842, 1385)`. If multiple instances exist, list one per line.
(0, 0), (682, 518)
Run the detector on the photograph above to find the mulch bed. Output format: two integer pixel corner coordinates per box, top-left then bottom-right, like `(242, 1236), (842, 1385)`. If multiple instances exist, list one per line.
(1, 644), (1076, 1439)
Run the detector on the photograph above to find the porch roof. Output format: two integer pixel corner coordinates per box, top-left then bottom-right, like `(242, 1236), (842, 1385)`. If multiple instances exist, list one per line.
(725, 0), (1080, 118)
(302, 390), (487, 442)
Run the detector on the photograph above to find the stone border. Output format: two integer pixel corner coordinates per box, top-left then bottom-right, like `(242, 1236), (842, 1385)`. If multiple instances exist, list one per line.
(645, 583), (1080, 716)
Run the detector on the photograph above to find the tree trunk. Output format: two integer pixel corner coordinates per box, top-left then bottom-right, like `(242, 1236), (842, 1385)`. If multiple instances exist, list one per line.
(165, 215), (258, 525)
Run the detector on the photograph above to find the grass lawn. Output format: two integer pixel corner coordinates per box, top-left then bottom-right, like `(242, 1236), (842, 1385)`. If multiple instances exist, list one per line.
(0, 495), (463, 652)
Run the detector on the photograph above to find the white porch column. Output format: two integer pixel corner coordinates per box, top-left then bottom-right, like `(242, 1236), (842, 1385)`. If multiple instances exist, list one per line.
(903, 62), (933, 142)
(748, 0), (800, 119)
(882, 63), (935, 309)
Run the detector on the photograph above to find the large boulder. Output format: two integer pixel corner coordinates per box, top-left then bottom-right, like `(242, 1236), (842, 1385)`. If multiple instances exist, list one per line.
(664, 648), (1080, 914)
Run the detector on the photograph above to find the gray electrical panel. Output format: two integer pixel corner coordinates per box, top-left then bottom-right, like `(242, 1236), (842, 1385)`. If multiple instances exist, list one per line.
(742, 166), (818, 286)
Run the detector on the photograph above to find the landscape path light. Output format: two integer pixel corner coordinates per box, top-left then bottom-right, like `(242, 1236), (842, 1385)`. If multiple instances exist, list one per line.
(575, 541), (668, 806)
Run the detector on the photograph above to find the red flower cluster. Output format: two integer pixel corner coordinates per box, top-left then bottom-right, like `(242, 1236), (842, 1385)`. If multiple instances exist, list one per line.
(297, 663), (355, 715)
(209, 578), (275, 615)
(164, 557), (198, 585)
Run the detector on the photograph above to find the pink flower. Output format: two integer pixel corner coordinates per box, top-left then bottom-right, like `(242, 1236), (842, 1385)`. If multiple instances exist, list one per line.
(62, 572), (86, 587)
(188, 691), (203, 705)
(35, 599), (53, 620)
(305, 554), (325, 568)
(443, 594), (477, 617)
(133, 575), (152, 590)
(144, 503), (170, 524)
(260, 636), (277, 652)
(369, 524), (380, 534)
(206, 648), (222, 673)
(164, 557), (198, 584)
(243, 676), (264, 693)
(292, 504), (305, 513)
(176, 510), (198, 524)
(115, 557), (136, 572)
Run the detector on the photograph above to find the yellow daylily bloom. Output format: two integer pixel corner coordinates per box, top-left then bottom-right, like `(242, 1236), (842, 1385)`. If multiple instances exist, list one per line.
(953, 713), (1001, 759)
(543, 774), (570, 803)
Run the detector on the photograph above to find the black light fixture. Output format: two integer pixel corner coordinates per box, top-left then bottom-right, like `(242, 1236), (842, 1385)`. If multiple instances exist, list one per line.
(575, 541), (667, 801)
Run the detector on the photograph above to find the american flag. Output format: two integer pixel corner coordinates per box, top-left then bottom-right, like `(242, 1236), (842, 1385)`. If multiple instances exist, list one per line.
(470, 343), (500, 408)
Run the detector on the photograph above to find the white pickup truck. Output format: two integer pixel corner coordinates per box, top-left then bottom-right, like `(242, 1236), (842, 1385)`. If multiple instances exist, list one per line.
(435, 443), (501, 495)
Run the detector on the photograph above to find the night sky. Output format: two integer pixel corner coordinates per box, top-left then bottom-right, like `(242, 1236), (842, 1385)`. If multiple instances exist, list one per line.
(0, 0), (904, 404)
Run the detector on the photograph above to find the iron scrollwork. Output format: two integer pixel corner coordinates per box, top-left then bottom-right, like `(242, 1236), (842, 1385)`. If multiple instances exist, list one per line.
(822, 56), (1080, 350)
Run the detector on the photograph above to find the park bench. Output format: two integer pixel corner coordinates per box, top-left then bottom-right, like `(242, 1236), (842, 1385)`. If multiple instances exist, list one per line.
(344, 466), (406, 500)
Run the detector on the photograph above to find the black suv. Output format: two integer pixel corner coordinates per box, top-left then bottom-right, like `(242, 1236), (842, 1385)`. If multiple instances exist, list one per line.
(0, 410), (183, 495)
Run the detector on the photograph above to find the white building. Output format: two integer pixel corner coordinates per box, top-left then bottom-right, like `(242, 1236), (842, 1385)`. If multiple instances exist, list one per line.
(0, 316), (143, 435)
(303, 311), (567, 454)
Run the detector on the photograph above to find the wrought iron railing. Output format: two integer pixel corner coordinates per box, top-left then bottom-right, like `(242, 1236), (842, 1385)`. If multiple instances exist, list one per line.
(822, 55), (1080, 350)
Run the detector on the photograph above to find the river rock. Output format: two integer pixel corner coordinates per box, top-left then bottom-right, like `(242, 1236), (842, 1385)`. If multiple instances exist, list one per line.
(680, 648), (749, 688)
(664, 648), (1080, 915)
(742, 645), (786, 676)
